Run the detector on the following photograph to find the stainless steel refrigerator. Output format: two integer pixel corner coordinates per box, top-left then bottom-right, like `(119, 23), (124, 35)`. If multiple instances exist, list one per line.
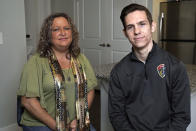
(159, 0), (196, 64)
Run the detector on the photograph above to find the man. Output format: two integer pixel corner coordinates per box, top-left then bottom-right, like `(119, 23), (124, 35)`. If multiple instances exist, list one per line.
(108, 3), (190, 131)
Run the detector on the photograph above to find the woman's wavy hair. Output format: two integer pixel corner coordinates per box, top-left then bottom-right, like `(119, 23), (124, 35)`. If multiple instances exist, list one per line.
(37, 12), (80, 58)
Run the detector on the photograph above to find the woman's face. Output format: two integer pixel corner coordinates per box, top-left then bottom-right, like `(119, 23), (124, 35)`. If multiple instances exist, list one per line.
(51, 17), (72, 52)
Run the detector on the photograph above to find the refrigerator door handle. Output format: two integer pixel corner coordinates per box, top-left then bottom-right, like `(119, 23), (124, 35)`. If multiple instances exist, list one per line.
(159, 12), (164, 48)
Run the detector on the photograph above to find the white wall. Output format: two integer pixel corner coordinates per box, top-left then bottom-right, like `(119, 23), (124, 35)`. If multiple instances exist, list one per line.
(0, 0), (26, 130)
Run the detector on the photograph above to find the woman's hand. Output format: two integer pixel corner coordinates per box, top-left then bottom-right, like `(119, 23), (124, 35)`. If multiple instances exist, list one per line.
(69, 119), (77, 131)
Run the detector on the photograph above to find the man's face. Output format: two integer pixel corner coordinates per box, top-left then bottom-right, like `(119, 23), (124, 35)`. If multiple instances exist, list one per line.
(123, 10), (156, 50)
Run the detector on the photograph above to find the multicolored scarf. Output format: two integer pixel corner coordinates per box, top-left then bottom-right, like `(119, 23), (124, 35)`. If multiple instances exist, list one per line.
(71, 57), (90, 131)
(48, 50), (90, 131)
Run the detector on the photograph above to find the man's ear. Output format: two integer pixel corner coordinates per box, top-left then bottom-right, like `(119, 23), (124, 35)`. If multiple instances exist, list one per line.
(151, 21), (156, 33)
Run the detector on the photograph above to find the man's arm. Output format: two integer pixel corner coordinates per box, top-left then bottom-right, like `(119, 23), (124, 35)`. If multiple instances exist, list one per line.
(169, 63), (191, 131)
(108, 71), (135, 131)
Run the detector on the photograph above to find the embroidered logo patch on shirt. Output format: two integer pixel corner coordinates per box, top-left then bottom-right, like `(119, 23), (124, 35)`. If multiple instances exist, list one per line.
(157, 64), (166, 78)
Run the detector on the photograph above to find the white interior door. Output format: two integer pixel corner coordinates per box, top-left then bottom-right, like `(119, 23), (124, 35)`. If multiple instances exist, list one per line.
(24, 0), (38, 58)
(76, 0), (152, 66)
(76, 0), (105, 66)
(24, 0), (51, 59)
(51, 0), (74, 20)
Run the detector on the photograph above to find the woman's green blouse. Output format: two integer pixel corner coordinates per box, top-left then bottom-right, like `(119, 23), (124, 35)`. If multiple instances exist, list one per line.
(17, 53), (98, 126)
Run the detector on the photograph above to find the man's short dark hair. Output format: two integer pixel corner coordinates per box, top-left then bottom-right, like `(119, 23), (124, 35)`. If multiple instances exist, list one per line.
(120, 3), (153, 29)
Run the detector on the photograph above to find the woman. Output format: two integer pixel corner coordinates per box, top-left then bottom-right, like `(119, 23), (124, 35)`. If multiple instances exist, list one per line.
(17, 13), (97, 131)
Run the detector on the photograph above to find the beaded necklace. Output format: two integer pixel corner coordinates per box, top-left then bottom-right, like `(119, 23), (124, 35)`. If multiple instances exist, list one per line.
(48, 50), (90, 131)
